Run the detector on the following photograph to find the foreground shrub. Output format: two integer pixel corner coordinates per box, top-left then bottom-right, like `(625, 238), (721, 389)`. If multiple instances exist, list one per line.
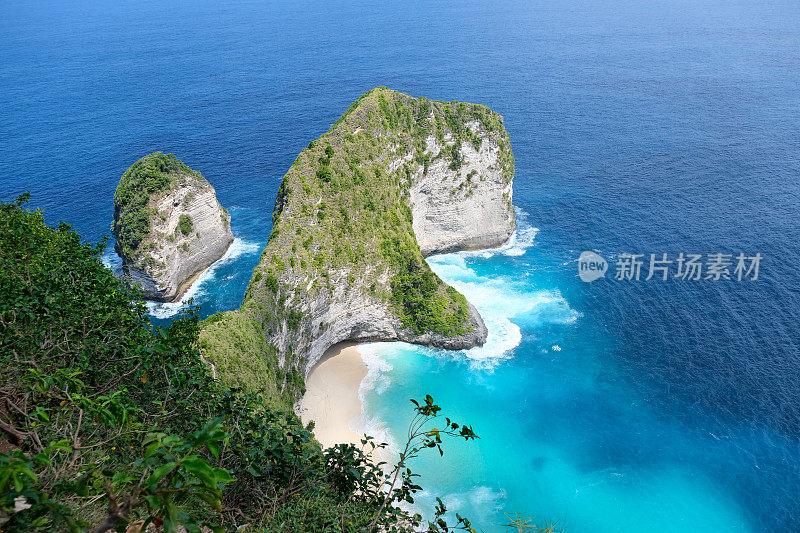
(0, 195), (483, 532)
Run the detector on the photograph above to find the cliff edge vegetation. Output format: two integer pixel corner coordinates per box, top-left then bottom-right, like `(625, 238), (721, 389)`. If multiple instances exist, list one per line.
(0, 195), (484, 532)
(200, 87), (515, 407)
(112, 152), (234, 302)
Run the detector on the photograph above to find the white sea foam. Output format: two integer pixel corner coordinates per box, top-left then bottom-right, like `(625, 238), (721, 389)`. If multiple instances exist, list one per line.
(146, 238), (262, 318)
(409, 486), (507, 527)
(442, 486), (507, 517)
(101, 247), (123, 275)
(426, 254), (579, 367)
(355, 343), (400, 461)
(357, 343), (395, 398)
(417, 208), (551, 366)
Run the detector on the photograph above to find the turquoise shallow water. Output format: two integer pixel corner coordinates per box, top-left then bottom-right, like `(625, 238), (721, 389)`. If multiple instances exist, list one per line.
(357, 218), (754, 531)
(2, 0), (799, 530)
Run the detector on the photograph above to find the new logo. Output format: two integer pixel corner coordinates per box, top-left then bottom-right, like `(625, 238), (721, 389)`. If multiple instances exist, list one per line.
(578, 251), (608, 283)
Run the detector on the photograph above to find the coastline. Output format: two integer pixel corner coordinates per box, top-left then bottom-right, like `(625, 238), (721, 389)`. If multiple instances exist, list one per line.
(168, 236), (235, 303)
(295, 225), (530, 452)
(299, 341), (368, 449)
(143, 237), (257, 319)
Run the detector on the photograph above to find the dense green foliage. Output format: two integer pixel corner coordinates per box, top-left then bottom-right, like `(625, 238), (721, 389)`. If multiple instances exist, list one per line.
(382, 241), (470, 336)
(112, 152), (202, 258)
(0, 197), (488, 532)
(201, 88), (511, 398)
(178, 214), (194, 236)
(390, 266), (470, 336)
(199, 309), (297, 412)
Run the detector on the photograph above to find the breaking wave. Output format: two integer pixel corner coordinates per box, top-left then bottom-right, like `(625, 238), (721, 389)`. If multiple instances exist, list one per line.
(427, 252), (579, 367)
(146, 238), (261, 318)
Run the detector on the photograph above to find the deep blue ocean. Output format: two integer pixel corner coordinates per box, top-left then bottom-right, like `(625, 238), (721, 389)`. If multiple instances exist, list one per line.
(1, 1), (799, 531)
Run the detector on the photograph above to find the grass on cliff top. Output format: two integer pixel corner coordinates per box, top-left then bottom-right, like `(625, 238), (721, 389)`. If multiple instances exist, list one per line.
(200, 87), (513, 405)
(112, 151), (204, 259)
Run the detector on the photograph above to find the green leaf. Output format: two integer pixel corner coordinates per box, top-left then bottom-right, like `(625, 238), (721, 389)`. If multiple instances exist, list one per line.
(196, 491), (222, 511)
(144, 441), (161, 459)
(205, 439), (220, 459)
(182, 457), (215, 488)
(212, 467), (233, 484)
(147, 461), (177, 486)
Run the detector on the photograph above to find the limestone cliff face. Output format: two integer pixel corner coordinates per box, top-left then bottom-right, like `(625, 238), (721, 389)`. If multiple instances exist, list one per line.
(411, 122), (515, 256)
(260, 269), (489, 375)
(199, 88), (514, 403)
(113, 152), (233, 302)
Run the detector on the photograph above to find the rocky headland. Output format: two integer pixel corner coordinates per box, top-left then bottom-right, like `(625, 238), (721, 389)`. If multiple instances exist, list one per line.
(112, 152), (233, 302)
(198, 88), (515, 408)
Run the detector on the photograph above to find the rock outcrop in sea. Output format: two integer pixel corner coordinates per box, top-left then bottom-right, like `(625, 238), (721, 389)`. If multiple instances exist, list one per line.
(199, 88), (514, 405)
(112, 152), (233, 302)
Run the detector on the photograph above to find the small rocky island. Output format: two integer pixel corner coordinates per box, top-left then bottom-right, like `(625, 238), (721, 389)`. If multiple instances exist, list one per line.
(112, 152), (233, 301)
(200, 87), (515, 406)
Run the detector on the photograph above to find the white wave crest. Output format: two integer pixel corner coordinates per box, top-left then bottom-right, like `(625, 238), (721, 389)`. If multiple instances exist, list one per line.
(101, 247), (123, 274)
(357, 343), (395, 398)
(146, 238), (262, 319)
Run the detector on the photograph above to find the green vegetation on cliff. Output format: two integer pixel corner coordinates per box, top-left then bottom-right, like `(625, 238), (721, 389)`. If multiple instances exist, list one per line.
(112, 152), (203, 259)
(0, 196), (485, 532)
(200, 88), (513, 404)
(178, 213), (194, 235)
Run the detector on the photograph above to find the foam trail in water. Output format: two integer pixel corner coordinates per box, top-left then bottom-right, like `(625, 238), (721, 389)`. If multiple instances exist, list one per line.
(101, 246), (123, 275)
(143, 238), (261, 318)
(427, 254), (579, 367)
(400, 485), (507, 528)
(358, 343), (395, 398)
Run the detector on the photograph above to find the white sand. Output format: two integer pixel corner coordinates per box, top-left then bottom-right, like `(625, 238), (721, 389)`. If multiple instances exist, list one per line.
(299, 342), (368, 448)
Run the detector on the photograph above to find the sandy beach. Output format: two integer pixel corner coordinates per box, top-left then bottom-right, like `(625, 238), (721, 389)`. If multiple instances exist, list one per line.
(299, 342), (368, 449)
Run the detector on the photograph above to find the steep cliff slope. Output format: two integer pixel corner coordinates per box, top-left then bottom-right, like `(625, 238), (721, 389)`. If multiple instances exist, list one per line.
(199, 88), (514, 405)
(112, 152), (233, 301)
(410, 127), (514, 255)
